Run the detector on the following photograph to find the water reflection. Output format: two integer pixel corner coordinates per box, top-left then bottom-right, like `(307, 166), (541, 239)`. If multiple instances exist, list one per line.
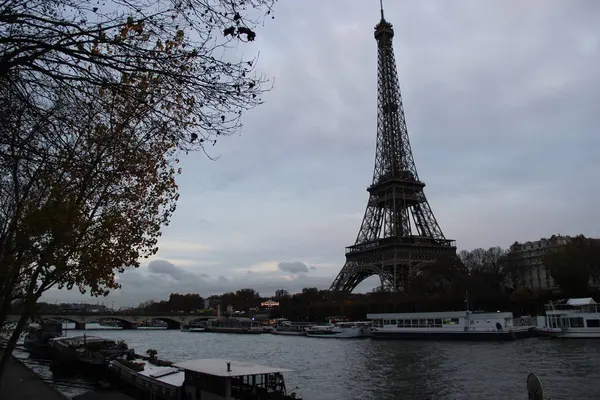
(15, 325), (600, 399)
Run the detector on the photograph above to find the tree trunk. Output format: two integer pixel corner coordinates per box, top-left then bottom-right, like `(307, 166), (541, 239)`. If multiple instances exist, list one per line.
(0, 275), (38, 387)
(0, 308), (29, 387)
(0, 299), (10, 335)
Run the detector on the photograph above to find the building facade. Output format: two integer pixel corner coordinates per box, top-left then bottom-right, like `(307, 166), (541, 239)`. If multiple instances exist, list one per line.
(508, 235), (570, 291)
(509, 234), (600, 291)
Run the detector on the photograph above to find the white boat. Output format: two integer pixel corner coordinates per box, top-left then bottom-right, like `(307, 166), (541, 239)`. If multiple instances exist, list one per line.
(271, 319), (310, 336)
(535, 297), (600, 338)
(180, 323), (206, 332)
(304, 323), (363, 338)
(175, 358), (303, 399)
(367, 311), (535, 341)
(304, 317), (369, 338)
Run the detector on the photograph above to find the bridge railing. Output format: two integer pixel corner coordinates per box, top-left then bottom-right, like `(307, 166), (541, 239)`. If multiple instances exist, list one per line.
(15, 310), (218, 317)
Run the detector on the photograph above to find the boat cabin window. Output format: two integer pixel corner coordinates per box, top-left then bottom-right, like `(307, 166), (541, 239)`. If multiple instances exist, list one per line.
(186, 371), (227, 397)
(442, 318), (460, 325)
(396, 319), (444, 328)
(570, 317), (584, 328)
(230, 372), (287, 398)
(586, 319), (600, 327)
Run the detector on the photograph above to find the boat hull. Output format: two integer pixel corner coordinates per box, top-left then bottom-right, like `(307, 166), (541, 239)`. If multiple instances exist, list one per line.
(305, 328), (365, 339)
(182, 327), (206, 332)
(107, 359), (182, 400)
(535, 327), (600, 339)
(204, 327), (263, 334)
(371, 327), (536, 341)
(271, 330), (306, 336)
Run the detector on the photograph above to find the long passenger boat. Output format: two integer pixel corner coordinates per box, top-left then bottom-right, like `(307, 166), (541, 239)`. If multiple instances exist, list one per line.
(536, 297), (600, 338)
(204, 317), (264, 334)
(368, 311), (535, 341)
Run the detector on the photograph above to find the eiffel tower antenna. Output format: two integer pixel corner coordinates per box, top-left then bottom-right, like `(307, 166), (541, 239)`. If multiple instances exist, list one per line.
(329, 7), (456, 293)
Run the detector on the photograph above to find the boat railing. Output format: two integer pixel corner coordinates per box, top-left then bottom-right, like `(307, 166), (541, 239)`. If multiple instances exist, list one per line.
(545, 304), (600, 313)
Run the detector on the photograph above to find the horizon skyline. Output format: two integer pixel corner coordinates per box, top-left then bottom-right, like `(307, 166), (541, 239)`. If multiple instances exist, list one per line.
(41, 0), (600, 307)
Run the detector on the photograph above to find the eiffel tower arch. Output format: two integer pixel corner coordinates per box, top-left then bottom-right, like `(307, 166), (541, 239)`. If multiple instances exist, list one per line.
(330, 4), (457, 294)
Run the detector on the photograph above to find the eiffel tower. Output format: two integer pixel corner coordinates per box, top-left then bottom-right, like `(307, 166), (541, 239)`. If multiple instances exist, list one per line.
(330, 2), (456, 293)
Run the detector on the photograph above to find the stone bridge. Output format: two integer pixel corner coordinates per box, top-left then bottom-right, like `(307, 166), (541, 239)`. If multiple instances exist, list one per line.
(6, 312), (214, 330)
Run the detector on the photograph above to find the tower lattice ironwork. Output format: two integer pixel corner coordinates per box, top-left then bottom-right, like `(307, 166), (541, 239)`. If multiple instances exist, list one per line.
(330, 4), (456, 293)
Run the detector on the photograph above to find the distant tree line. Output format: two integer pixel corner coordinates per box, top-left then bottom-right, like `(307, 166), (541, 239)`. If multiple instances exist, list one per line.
(122, 237), (600, 320)
(18, 236), (600, 322)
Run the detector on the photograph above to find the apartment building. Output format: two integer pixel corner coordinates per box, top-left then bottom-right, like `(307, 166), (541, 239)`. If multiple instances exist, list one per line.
(508, 234), (600, 291)
(508, 235), (570, 290)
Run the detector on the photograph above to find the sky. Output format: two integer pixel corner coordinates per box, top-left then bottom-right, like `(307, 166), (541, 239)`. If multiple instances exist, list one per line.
(42, 0), (600, 307)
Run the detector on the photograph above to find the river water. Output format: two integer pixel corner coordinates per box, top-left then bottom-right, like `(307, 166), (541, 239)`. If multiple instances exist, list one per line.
(14, 323), (600, 399)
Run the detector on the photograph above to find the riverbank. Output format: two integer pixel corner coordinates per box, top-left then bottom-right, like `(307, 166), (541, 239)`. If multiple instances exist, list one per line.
(0, 355), (66, 400)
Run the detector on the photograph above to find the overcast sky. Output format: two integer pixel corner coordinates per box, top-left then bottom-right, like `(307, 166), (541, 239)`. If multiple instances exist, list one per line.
(43, 0), (600, 307)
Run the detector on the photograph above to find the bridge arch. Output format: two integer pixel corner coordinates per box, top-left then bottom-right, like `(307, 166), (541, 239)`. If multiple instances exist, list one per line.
(39, 315), (138, 330)
(87, 316), (139, 330)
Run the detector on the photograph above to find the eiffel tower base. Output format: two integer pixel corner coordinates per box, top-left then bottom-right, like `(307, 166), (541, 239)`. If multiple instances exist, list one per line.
(330, 242), (457, 293)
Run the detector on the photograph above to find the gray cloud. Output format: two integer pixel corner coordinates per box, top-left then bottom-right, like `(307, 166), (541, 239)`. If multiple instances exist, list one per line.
(42, 262), (338, 307)
(147, 260), (195, 281)
(278, 261), (309, 274)
(42, 0), (600, 306)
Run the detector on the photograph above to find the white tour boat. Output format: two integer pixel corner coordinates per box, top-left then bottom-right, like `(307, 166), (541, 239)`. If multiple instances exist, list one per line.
(536, 297), (600, 339)
(175, 358), (302, 400)
(304, 317), (369, 338)
(367, 310), (535, 341)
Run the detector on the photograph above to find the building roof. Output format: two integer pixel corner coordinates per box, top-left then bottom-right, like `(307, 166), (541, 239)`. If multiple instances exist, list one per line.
(173, 359), (293, 377)
(567, 298), (596, 306)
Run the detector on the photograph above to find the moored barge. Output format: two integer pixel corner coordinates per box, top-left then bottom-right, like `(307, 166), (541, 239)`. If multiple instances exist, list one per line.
(204, 317), (264, 334)
(368, 311), (535, 341)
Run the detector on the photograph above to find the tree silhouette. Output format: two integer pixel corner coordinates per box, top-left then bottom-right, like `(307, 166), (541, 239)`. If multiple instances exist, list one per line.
(0, 0), (278, 381)
(544, 235), (600, 296)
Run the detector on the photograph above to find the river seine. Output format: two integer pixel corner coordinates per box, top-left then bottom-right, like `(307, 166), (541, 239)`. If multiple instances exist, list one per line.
(15, 323), (600, 399)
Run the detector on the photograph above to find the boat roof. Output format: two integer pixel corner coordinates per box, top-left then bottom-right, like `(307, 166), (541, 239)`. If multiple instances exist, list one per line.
(137, 361), (185, 387)
(173, 359), (293, 377)
(566, 298), (596, 306)
(367, 311), (512, 319)
(50, 335), (114, 344)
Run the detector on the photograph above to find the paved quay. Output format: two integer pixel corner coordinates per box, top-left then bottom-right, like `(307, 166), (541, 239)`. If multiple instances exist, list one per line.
(0, 355), (135, 400)
(0, 356), (66, 400)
